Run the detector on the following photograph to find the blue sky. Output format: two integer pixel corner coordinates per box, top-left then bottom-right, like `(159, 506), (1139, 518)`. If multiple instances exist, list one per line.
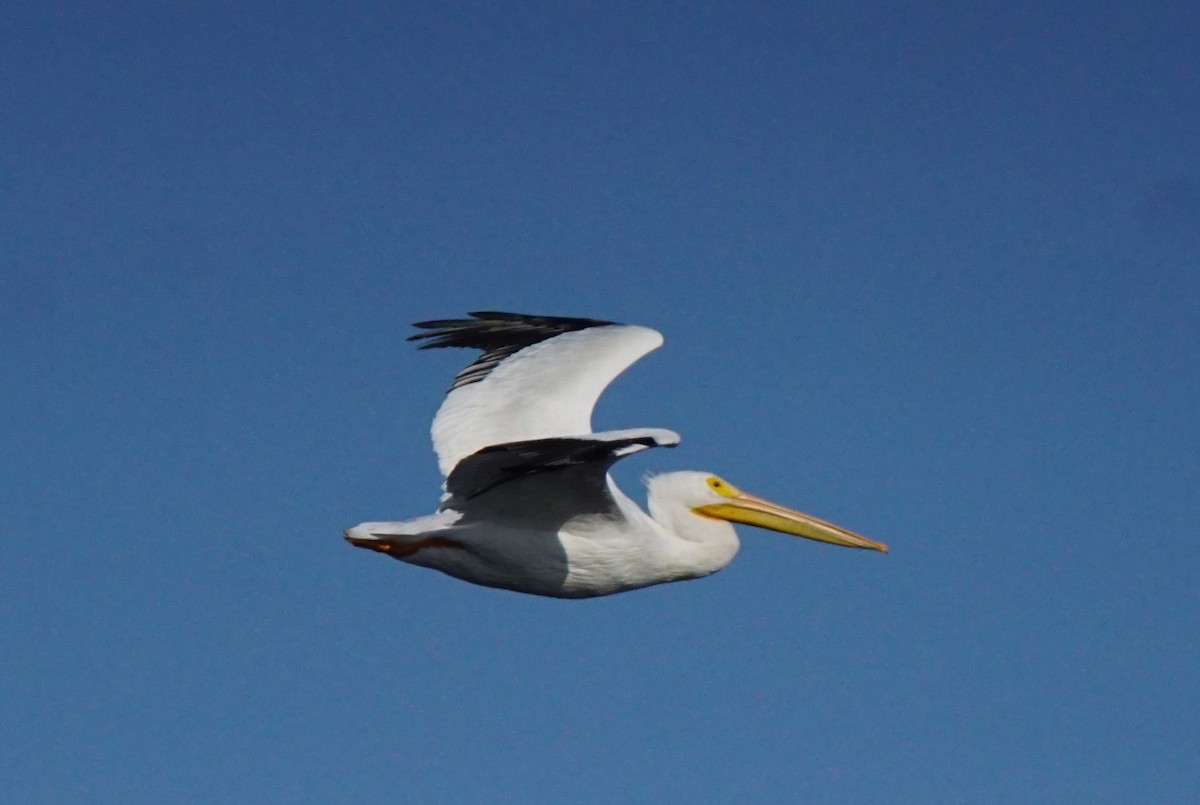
(3, 1), (1198, 802)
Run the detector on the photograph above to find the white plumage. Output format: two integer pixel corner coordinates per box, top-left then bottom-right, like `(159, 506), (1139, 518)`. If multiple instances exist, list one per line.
(429, 323), (664, 475)
(346, 312), (886, 598)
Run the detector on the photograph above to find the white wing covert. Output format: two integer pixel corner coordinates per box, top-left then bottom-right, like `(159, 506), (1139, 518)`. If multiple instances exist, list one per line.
(409, 312), (665, 476)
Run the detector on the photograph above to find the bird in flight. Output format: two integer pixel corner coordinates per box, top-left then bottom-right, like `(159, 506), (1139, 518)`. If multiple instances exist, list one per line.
(346, 311), (887, 598)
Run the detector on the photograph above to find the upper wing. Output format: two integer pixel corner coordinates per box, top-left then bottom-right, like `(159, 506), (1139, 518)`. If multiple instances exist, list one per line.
(409, 312), (664, 476)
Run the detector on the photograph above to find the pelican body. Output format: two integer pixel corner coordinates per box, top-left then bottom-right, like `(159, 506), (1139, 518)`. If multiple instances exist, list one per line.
(346, 312), (886, 598)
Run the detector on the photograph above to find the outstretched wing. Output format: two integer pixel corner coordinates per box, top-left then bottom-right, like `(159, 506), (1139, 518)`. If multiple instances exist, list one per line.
(443, 428), (680, 503)
(409, 312), (665, 476)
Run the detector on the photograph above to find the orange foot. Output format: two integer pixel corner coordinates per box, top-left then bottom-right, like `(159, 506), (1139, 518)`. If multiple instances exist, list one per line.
(345, 534), (463, 558)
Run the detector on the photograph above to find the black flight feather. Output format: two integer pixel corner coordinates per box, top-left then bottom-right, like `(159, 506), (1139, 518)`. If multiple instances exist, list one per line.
(409, 311), (617, 390)
(444, 433), (674, 501)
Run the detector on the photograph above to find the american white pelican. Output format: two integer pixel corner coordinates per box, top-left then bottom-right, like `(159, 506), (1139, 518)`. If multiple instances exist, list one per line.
(346, 311), (887, 598)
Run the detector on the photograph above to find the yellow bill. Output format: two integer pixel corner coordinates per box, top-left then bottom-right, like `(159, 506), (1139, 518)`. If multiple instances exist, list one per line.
(694, 482), (888, 553)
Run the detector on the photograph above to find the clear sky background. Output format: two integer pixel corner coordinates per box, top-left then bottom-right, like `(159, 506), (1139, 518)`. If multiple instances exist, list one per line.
(3, 1), (1198, 803)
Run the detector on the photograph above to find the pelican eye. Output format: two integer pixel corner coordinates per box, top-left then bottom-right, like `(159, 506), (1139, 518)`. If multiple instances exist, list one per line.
(707, 476), (736, 497)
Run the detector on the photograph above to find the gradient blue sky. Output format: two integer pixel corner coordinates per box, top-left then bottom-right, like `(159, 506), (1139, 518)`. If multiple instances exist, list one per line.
(3, 1), (1198, 802)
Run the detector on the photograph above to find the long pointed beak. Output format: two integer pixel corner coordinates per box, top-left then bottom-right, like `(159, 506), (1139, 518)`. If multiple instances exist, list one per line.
(695, 492), (888, 553)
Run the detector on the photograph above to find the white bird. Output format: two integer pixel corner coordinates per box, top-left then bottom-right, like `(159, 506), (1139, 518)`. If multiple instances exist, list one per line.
(345, 311), (887, 598)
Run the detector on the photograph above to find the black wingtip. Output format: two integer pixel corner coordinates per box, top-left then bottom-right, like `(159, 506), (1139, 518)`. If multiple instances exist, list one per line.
(405, 311), (622, 389)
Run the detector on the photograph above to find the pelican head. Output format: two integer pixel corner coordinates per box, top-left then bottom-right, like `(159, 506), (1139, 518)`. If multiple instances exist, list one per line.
(647, 471), (888, 553)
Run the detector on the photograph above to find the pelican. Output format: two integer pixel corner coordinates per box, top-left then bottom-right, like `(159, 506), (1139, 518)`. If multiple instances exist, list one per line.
(345, 311), (887, 598)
